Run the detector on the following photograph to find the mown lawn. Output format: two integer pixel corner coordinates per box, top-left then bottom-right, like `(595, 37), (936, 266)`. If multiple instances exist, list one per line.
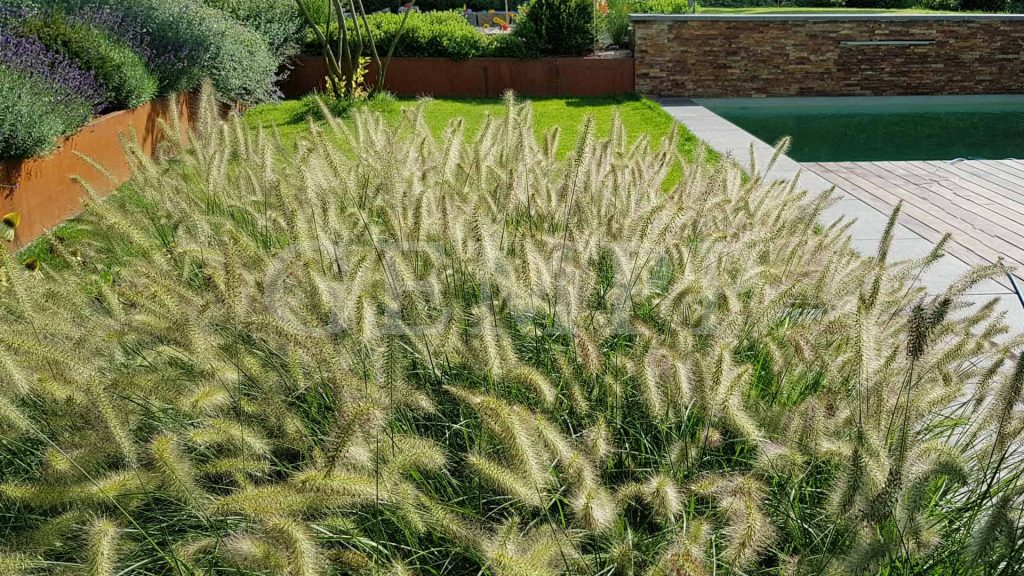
(243, 95), (707, 160)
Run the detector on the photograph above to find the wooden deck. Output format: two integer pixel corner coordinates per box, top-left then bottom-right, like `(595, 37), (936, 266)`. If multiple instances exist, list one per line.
(806, 160), (1024, 275)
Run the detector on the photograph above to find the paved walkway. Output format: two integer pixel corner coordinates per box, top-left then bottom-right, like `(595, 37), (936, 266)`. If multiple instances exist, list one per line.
(659, 98), (1024, 335)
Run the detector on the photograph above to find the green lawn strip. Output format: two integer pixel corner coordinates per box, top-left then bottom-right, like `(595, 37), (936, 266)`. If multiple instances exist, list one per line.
(244, 94), (708, 161)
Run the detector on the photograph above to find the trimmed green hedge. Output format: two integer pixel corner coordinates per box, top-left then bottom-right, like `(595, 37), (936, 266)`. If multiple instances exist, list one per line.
(311, 0), (526, 13)
(311, 11), (536, 59)
(513, 0), (595, 56)
(20, 12), (158, 110)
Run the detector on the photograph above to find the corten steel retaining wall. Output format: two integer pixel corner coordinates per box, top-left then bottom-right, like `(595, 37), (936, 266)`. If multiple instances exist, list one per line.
(0, 93), (199, 248)
(632, 14), (1024, 98)
(280, 56), (635, 98)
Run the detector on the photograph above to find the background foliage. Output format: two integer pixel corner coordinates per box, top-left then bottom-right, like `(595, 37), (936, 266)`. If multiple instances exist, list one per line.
(56, 0), (280, 101)
(514, 0), (596, 55)
(307, 11), (536, 59)
(203, 0), (306, 61)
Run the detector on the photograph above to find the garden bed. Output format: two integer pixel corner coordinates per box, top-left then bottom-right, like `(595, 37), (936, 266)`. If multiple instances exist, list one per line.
(280, 54), (635, 98)
(4, 92), (1022, 576)
(0, 93), (198, 247)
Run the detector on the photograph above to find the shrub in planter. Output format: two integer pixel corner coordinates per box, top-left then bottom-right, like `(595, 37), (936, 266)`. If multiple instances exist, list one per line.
(53, 6), (184, 93)
(203, 0), (305, 60)
(918, 0), (961, 9)
(313, 0), (526, 13)
(0, 27), (104, 112)
(318, 11), (538, 60)
(57, 0), (279, 102)
(0, 66), (89, 159)
(628, 0), (693, 11)
(514, 0), (595, 56)
(19, 12), (158, 110)
(844, 0), (912, 8)
(0, 28), (98, 158)
(380, 11), (492, 59)
(487, 30), (538, 57)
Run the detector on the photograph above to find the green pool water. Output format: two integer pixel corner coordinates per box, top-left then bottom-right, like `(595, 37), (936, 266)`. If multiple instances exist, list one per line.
(701, 96), (1024, 162)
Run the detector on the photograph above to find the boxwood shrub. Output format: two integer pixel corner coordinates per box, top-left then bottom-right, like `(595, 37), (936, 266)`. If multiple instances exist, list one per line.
(312, 11), (537, 59)
(19, 12), (158, 110)
(513, 0), (595, 56)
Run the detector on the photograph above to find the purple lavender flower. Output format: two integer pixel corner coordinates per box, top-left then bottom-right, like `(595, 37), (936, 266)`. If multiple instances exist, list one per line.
(69, 7), (154, 63)
(0, 5), (36, 24)
(0, 28), (107, 113)
(67, 7), (196, 93)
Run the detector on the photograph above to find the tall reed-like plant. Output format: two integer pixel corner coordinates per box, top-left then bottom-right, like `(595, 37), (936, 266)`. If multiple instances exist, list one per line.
(296, 0), (414, 98)
(0, 89), (1021, 575)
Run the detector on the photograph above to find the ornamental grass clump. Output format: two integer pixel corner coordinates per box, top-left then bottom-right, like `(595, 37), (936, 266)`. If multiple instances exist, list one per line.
(0, 89), (1022, 575)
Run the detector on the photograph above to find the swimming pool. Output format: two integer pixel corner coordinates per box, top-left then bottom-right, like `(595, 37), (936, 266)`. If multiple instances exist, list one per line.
(698, 95), (1024, 163)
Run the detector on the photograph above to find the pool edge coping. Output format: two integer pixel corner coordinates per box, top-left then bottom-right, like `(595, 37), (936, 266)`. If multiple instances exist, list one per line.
(631, 13), (1024, 22)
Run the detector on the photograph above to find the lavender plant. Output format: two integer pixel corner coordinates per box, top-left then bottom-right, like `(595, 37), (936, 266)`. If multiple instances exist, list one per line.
(46, 0), (279, 102)
(0, 90), (1021, 575)
(0, 28), (105, 112)
(0, 65), (83, 158)
(19, 12), (158, 110)
(0, 23), (99, 158)
(63, 6), (195, 96)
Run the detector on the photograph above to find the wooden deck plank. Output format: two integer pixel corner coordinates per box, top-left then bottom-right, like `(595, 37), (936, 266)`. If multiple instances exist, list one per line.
(809, 165), (1001, 267)
(992, 160), (1024, 181)
(807, 160), (1024, 274)
(911, 161), (1024, 209)
(883, 162), (998, 212)
(807, 163), (952, 242)
(872, 162), (1024, 249)
(947, 162), (1024, 206)
(965, 160), (1024, 188)
(835, 164), (1023, 265)
(802, 158), (1019, 270)
(964, 160), (1024, 185)
(818, 162), (993, 244)
(909, 161), (1024, 220)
